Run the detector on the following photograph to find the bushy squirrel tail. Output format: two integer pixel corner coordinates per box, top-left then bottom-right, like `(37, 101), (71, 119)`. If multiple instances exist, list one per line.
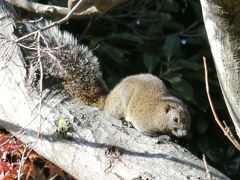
(17, 21), (108, 109)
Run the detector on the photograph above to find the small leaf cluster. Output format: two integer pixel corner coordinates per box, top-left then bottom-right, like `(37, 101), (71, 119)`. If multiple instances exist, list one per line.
(0, 130), (74, 179)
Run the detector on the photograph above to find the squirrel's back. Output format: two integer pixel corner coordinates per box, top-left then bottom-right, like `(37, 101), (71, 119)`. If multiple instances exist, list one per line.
(104, 74), (169, 118)
(119, 73), (169, 96)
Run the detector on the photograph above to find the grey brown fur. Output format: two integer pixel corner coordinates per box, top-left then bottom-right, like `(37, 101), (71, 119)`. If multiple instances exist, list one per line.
(104, 74), (191, 137)
(19, 22), (190, 137)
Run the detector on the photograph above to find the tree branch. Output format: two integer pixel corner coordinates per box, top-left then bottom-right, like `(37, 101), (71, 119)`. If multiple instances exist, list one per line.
(4, 0), (125, 19)
(200, 0), (240, 139)
(0, 1), (229, 179)
(15, 0), (93, 43)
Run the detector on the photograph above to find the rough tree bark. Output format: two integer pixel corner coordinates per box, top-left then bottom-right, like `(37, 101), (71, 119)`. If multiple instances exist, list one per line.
(4, 0), (125, 19)
(0, 1), (229, 179)
(200, 0), (240, 139)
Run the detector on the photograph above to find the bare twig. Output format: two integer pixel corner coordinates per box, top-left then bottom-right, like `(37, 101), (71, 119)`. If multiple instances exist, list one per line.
(17, 144), (28, 180)
(4, 0), (98, 19)
(4, 0), (125, 20)
(79, 20), (92, 41)
(16, 31), (45, 179)
(16, 17), (44, 24)
(202, 154), (213, 180)
(203, 57), (240, 151)
(36, 33), (43, 141)
(15, 0), (88, 43)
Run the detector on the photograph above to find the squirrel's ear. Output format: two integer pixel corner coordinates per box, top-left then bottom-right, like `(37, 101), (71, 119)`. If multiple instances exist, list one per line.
(164, 104), (171, 113)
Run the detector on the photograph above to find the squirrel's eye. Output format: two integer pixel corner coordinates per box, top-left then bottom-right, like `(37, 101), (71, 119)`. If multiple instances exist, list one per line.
(173, 117), (179, 123)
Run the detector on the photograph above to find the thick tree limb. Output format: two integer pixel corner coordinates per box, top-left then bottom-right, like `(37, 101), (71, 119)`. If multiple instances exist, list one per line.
(200, 0), (240, 139)
(0, 1), (229, 179)
(4, 0), (125, 19)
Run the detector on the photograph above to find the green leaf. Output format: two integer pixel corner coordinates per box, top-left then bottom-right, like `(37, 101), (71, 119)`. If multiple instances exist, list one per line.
(206, 149), (222, 163)
(163, 0), (180, 13)
(226, 146), (237, 158)
(167, 77), (194, 101)
(101, 43), (124, 64)
(197, 134), (209, 153)
(162, 23), (184, 32)
(158, 13), (172, 23)
(195, 115), (209, 134)
(189, 1), (202, 19)
(165, 76), (182, 84)
(164, 35), (180, 62)
(172, 59), (201, 71)
(143, 54), (160, 73)
(110, 33), (144, 44)
(224, 157), (240, 175)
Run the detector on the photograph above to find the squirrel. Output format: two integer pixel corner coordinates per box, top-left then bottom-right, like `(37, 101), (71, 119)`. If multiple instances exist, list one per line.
(104, 74), (191, 137)
(17, 21), (191, 137)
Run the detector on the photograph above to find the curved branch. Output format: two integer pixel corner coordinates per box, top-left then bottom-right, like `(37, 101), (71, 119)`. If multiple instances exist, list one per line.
(4, 0), (124, 19)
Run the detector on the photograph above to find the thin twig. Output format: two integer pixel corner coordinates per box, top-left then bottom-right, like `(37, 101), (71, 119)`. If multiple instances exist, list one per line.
(4, 0), (99, 19)
(17, 144), (29, 180)
(29, 32), (44, 144)
(202, 154), (213, 180)
(15, 0), (88, 43)
(79, 20), (92, 41)
(40, 33), (65, 72)
(17, 42), (38, 50)
(16, 17), (44, 24)
(37, 33), (43, 141)
(203, 57), (240, 151)
(16, 31), (44, 179)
